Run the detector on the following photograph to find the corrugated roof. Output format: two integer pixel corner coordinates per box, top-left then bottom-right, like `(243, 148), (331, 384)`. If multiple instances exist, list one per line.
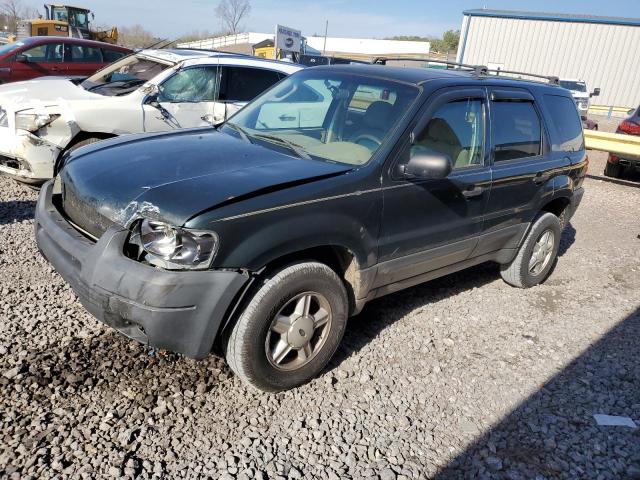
(463, 9), (640, 27)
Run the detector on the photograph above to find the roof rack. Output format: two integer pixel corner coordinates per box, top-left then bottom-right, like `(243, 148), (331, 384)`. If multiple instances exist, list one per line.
(372, 57), (488, 76)
(371, 57), (559, 86)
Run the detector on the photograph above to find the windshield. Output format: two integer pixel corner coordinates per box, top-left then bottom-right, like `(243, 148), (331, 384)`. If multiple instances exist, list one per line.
(223, 70), (419, 166)
(0, 41), (25, 56)
(81, 55), (172, 95)
(559, 80), (587, 93)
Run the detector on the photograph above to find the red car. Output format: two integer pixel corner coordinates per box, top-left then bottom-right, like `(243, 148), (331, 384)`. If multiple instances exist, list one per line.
(604, 106), (640, 178)
(0, 36), (131, 84)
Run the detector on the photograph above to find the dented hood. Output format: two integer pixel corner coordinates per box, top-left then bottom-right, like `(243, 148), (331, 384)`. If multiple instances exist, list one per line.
(0, 77), (96, 109)
(60, 128), (353, 237)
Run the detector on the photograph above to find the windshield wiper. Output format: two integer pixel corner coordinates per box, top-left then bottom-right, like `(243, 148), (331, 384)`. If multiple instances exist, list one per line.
(86, 79), (146, 92)
(225, 123), (253, 144)
(252, 133), (312, 160)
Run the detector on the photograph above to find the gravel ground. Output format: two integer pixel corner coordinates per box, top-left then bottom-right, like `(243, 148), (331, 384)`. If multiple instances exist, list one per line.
(1, 173), (639, 480)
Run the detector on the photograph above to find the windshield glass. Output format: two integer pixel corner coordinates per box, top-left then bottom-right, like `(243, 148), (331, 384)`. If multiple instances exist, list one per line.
(223, 70), (419, 166)
(81, 55), (172, 95)
(559, 80), (587, 93)
(0, 41), (25, 56)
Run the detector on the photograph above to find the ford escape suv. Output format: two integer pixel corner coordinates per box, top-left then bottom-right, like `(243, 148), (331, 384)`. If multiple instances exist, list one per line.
(34, 64), (587, 392)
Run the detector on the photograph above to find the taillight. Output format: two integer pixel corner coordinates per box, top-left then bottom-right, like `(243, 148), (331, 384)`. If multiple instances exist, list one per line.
(618, 120), (640, 136)
(609, 154), (619, 164)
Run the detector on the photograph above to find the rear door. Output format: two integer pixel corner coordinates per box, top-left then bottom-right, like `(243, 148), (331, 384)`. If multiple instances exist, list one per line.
(218, 66), (284, 117)
(65, 42), (104, 78)
(10, 42), (66, 81)
(476, 87), (555, 256)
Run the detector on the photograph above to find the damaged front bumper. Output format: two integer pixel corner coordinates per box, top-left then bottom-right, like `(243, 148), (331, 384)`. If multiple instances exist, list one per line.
(34, 180), (250, 359)
(0, 127), (61, 184)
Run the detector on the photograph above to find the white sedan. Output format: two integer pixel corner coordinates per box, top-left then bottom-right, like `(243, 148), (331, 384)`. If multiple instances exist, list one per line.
(0, 49), (301, 184)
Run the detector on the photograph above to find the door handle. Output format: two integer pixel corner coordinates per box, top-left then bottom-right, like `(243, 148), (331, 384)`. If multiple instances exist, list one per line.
(533, 172), (551, 185)
(278, 114), (296, 121)
(462, 186), (484, 199)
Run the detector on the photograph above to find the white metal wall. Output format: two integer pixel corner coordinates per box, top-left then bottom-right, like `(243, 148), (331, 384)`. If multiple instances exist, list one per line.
(457, 15), (640, 108)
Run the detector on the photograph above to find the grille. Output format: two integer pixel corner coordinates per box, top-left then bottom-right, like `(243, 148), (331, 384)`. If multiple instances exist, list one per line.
(60, 179), (116, 240)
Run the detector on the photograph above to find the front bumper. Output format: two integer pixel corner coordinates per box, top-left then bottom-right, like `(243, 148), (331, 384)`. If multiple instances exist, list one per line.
(34, 181), (249, 359)
(0, 127), (60, 184)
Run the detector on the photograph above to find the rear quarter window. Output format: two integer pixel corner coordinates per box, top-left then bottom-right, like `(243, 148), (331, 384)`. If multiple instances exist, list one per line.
(544, 94), (584, 152)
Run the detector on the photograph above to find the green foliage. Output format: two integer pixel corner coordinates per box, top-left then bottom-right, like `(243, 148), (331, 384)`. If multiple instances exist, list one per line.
(430, 29), (460, 53)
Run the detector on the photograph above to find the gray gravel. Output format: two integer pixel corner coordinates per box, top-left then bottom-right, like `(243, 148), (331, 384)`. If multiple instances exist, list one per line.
(1, 174), (639, 479)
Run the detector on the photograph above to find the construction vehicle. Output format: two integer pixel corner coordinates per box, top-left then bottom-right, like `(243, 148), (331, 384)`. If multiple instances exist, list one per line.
(14, 4), (118, 44)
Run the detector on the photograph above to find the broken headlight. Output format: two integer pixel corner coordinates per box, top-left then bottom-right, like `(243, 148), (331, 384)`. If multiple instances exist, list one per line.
(15, 112), (60, 132)
(130, 219), (219, 270)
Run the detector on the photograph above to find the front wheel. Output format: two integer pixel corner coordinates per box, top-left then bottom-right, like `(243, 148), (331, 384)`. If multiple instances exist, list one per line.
(604, 160), (623, 178)
(225, 262), (348, 392)
(500, 212), (562, 288)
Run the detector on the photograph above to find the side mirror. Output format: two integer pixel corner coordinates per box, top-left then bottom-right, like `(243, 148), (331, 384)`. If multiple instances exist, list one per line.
(15, 54), (28, 63)
(402, 151), (453, 179)
(590, 87), (601, 98)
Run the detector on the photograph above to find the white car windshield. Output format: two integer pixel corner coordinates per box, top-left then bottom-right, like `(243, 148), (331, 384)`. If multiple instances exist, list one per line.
(81, 55), (172, 96)
(559, 80), (587, 93)
(223, 70), (419, 166)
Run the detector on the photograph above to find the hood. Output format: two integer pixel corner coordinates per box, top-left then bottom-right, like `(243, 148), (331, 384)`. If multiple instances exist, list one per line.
(59, 129), (353, 238)
(0, 77), (97, 110)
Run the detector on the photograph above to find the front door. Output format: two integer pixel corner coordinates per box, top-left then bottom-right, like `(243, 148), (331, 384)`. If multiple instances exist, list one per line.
(375, 87), (491, 289)
(11, 42), (66, 81)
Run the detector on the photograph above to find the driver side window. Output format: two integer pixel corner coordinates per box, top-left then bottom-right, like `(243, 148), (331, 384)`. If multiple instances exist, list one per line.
(159, 67), (219, 103)
(411, 98), (485, 169)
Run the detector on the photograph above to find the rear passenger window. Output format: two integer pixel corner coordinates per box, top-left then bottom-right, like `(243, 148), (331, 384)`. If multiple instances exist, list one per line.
(69, 45), (102, 63)
(220, 67), (282, 102)
(492, 101), (541, 161)
(102, 49), (126, 63)
(544, 95), (584, 152)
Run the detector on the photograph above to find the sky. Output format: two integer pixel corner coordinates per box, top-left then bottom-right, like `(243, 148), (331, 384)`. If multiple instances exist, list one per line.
(23, 0), (640, 39)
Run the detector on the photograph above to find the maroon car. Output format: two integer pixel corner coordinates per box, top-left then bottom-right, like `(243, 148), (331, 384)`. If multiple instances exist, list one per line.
(604, 106), (640, 178)
(0, 36), (131, 84)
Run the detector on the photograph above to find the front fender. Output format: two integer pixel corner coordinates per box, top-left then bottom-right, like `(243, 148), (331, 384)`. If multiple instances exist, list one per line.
(199, 191), (383, 272)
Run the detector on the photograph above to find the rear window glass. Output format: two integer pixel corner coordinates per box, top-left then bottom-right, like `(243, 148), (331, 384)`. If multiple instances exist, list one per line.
(492, 101), (542, 162)
(102, 49), (126, 63)
(544, 95), (584, 152)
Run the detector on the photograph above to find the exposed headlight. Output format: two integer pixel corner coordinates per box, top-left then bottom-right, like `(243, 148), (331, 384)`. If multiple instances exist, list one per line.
(133, 219), (219, 270)
(15, 112), (60, 132)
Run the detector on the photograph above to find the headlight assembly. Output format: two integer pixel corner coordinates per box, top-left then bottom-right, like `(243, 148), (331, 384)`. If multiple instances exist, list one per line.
(15, 112), (60, 132)
(129, 219), (219, 270)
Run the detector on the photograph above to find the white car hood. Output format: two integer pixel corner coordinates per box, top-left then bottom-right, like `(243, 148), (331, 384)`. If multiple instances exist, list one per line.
(0, 77), (96, 112)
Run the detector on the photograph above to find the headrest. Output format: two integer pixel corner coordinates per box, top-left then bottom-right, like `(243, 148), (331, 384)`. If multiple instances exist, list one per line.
(363, 101), (394, 130)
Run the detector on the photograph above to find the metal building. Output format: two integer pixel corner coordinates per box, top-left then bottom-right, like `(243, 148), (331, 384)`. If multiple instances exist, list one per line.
(457, 9), (640, 109)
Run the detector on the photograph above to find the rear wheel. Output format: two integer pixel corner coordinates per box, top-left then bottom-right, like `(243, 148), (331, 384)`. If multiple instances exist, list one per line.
(604, 160), (623, 178)
(500, 212), (562, 288)
(225, 262), (348, 392)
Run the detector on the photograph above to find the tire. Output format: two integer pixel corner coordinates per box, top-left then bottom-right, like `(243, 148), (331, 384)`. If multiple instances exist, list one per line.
(500, 212), (562, 289)
(68, 136), (103, 153)
(225, 262), (348, 392)
(604, 160), (622, 178)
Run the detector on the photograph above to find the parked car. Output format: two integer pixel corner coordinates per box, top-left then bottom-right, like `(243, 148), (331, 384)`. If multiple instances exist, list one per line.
(0, 49), (301, 184)
(559, 78), (600, 115)
(604, 106), (640, 178)
(35, 65), (587, 392)
(0, 36), (130, 83)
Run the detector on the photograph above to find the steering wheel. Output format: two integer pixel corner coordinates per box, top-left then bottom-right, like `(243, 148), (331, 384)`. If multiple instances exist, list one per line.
(351, 134), (382, 150)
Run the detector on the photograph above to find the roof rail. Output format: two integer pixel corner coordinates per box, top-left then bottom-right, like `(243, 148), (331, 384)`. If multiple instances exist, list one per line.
(372, 57), (488, 76)
(372, 57), (559, 85)
(486, 68), (560, 85)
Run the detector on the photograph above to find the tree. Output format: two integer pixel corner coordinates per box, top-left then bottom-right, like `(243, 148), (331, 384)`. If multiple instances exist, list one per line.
(118, 24), (158, 49)
(215, 0), (250, 35)
(430, 30), (460, 54)
(1, 0), (38, 33)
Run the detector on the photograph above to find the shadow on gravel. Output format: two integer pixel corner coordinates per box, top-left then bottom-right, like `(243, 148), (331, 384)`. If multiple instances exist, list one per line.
(433, 307), (640, 479)
(335, 224), (578, 367)
(0, 200), (36, 225)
